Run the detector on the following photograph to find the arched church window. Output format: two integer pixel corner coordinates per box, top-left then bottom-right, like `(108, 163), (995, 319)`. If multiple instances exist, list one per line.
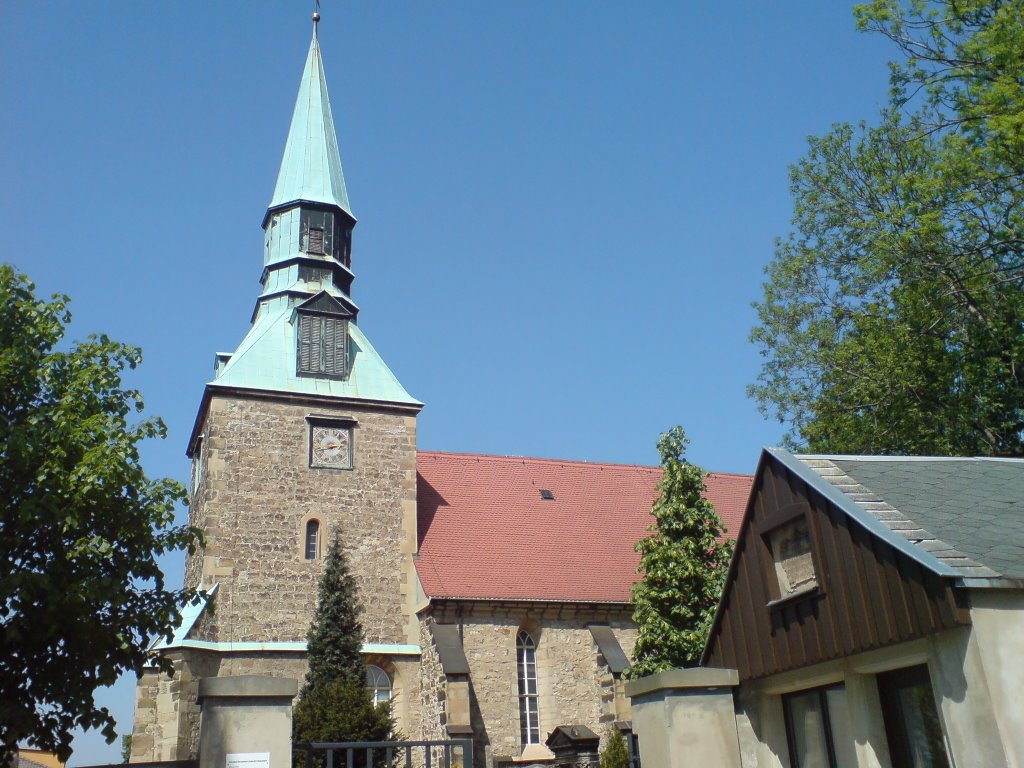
(366, 665), (392, 706)
(516, 630), (540, 745)
(304, 519), (320, 560)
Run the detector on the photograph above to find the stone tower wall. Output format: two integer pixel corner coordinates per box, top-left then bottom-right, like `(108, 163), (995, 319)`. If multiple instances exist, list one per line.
(186, 392), (420, 646)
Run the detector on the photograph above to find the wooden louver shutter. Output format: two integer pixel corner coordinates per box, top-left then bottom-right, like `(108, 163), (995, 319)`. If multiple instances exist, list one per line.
(297, 313), (347, 377)
(307, 227), (325, 255)
(297, 314), (321, 373)
(322, 317), (347, 376)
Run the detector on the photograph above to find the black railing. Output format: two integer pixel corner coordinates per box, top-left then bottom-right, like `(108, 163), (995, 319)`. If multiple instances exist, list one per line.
(295, 739), (473, 768)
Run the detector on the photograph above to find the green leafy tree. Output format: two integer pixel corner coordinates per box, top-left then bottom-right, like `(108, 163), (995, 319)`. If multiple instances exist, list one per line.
(0, 266), (203, 762)
(626, 427), (732, 679)
(293, 535), (393, 766)
(599, 727), (630, 768)
(751, 0), (1024, 455)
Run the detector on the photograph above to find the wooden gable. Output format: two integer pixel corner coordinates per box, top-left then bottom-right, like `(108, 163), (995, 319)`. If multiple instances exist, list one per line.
(703, 451), (971, 681)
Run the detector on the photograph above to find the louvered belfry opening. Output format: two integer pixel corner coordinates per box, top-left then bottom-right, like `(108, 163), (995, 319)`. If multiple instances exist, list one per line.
(298, 207), (352, 267)
(297, 311), (348, 379)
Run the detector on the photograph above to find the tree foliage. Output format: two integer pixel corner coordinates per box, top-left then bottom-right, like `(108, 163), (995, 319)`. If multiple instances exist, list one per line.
(293, 535), (394, 764)
(292, 679), (394, 767)
(598, 727), (630, 768)
(626, 427), (732, 678)
(751, 0), (1024, 455)
(0, 266), (203, 762)
(302, 535), (365, 693)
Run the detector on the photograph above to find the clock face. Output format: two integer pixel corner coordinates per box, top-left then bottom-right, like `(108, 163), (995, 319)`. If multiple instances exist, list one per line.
(310, 425), (351, 468)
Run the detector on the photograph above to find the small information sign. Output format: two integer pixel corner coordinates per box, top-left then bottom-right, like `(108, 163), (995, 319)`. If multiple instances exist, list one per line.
(226, 753), (270, 768)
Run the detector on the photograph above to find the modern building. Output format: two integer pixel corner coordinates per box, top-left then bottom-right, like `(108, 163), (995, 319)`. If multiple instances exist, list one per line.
(128, 18), (753, 768)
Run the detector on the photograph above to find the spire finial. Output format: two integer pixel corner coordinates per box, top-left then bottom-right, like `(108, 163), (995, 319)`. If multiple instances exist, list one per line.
(312, 0), (320, 33)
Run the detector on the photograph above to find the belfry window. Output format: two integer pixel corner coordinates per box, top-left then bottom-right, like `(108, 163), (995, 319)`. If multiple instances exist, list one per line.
(304, 519), (320, 560)
(517, 630), (540, 745)
(306, 227), (325, 255)
(300, 208), (350, 262)
(297, 312), (347, 379)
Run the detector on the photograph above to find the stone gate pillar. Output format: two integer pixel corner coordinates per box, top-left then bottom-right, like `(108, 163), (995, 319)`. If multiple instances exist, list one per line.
(624, 668), (741, 768)
(197, 676), (298, 768)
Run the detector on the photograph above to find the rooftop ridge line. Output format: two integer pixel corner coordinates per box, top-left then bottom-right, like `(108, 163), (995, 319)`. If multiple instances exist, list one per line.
(415, 449), (754, 477)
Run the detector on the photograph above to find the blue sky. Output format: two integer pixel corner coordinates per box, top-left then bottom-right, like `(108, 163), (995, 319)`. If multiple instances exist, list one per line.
(2, 2), (894, 763)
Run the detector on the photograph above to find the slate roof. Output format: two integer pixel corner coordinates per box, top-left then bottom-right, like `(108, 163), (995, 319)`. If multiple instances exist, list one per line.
(797, 454), (1024, 581)
(415, 451), (753, 603)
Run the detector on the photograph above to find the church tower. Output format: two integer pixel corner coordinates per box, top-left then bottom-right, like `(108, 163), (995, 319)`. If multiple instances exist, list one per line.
(130, 17), (423, 761)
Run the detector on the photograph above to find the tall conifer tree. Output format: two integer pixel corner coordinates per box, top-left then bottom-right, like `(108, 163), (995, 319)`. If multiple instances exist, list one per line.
(627, 427), (732, 678)
(303, 535), (364, 692)
(293, 535), (394, 764)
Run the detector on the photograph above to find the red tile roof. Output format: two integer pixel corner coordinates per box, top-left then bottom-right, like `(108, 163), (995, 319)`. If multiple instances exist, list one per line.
(415, 451), (753, 603)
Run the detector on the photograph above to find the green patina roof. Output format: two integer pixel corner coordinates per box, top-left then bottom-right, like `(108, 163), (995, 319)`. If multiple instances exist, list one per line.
(203, 24), (416, 410)
(211, 305), (420, 406)
(268, 25), (352, 217)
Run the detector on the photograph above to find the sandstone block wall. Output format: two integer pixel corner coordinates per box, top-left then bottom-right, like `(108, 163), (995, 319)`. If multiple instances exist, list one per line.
(130, 650), (222, 763)
(418, 620), (448, 744)
(423, 603), (636, 767)
(130, 649), (423, 763)
(186, 394), (419, 646)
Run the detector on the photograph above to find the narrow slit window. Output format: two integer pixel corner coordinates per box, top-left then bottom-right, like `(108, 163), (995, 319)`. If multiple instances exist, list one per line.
(517, 630), (540, 746)
(304, 519), (320, 560)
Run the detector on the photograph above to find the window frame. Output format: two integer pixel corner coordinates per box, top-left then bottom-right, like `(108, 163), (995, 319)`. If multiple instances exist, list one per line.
(877, 665), (950, 768)
(516, 629), (541, 747)
(296, 311), (348, 380)
(303, 518), (321, 561)
(757, 502), (823, 607)
(191, 436), (205, 496)
(366, 664), (392, 707)
(783, 684), (847, 768)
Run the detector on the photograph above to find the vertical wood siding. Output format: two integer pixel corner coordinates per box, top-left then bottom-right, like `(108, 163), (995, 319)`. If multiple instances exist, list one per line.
(705, 455), (971, 680)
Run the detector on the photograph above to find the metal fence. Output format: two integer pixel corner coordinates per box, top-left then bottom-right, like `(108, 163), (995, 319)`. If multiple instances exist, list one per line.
(295, 739), (473, 768)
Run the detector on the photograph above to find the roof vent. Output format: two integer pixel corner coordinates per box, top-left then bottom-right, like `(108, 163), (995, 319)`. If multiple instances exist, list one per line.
(539, 489), (555, 501)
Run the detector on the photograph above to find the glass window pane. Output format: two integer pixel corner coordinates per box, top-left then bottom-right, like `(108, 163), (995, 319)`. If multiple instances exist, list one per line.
(516, 630), (540, 745)
(365, 665), (391, 706)
(878, 666), (950, 768)
(786, 690), (831, 768)
(304, 520), (319, 560)
(825, 687), (857, 768)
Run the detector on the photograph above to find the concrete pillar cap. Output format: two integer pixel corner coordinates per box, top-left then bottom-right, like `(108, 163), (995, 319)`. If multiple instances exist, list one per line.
(197, 676), (299, 700)
(624, 667), (739, 699)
